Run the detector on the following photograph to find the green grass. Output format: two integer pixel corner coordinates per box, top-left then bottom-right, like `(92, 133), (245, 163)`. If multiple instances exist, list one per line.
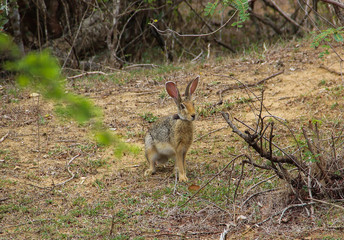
(140, 112), (158, 123)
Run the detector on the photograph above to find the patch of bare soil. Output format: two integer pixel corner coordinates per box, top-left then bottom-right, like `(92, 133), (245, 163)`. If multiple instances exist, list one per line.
(1, 41), (344, 239)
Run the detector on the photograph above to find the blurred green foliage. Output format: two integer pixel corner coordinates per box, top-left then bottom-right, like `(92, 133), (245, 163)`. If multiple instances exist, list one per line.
(0, 33), (138, 157)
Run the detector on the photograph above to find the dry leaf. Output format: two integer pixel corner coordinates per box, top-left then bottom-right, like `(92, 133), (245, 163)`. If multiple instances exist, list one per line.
(188, 184), (201, 192)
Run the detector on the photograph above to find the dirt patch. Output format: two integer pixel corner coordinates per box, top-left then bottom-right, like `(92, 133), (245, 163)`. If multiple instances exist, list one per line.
(1, 41), (344, 239)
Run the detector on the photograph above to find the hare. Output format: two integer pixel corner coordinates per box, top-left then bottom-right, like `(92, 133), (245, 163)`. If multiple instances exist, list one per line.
(144, 76), (199, 182)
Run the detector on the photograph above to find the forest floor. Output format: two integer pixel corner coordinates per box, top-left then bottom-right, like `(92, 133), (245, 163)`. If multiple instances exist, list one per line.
(1, 39), (344, 240)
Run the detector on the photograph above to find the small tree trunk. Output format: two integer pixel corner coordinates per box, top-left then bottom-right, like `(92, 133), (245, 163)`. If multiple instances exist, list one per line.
(107, 0), (121, 67)
(9, 1), (25, 55)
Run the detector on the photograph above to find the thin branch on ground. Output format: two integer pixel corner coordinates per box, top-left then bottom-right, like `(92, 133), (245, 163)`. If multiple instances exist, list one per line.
(216, 70), (284, 95)
(122, 64), (159, 70)
(241, 188), (281, 208)
(2, 218), (53, 229)
(67, 71), (108, 80)
(54, 153), (81, 187)
(178, 154), (247, 209)
(193, 125), (228, 142)
(319, 64), (343, 76)
(307, 198), (344, 210)
(243, 174), (277, 197)
(255, 202), (316, 226)
(278, 202), (316, 224)
(0, 131), (9, 143)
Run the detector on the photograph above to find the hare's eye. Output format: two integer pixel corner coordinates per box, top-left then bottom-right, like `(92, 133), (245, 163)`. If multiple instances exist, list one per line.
(180, 103), (186, 109)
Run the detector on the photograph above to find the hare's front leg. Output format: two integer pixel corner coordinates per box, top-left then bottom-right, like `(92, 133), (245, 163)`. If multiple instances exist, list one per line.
(144, 148), (157, 176)
(175, 150), (188, 182)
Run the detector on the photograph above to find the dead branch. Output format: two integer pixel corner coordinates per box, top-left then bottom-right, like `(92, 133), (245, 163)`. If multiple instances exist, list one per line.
(67, 71), (108, 80)
(0, 197), (9, 202)
(123, 64), (159, 70)
(307, 198), (344, 210)
(319, 64), (343, 76)
(62, 4), (89, 69)
(302, 127), (331, 182)
(178, 154), (247, 209)
(0, 131), (9, 143)
(193, 125), (228, 142)
(241, 188), (281, 207)
(263, 0), (307, 31)
(221, 112), (298, 166)
(54, 153), (81, 187)
(149, 10), (238, 38)
(278, 202), (316, 224)
(249, 11), (282, 35)
(243, 174), (277, 197)
(182, 0), (236, 52)
(319, 0), (344, 9)
(216, 70), (284, 95)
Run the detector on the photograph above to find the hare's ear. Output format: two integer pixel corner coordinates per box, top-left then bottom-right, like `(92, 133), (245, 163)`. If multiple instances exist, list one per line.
(185, 76), (199, 99)
(166, 81), (181, 104)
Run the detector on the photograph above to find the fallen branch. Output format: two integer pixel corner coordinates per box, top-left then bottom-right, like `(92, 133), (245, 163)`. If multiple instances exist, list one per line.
(0, 131), (9, 143)
(319, 64), (343, 76)
(320, 0), (344, 9)
(67, 71), (108, 80)
(193, 125), (228, 142)
(216, 70), (284, 95)
(178, 154), (247, 208)
(241, 188), (281, 208)
(278, 202), (316, 224)
(307, 198), (344, 210)
(255, 202), (316, 226)
(243, 174), (277, 197)
(54, 153), (81, 187)
(123, 64), (159, 70)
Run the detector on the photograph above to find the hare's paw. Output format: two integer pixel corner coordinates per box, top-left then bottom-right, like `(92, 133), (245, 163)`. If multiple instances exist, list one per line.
(178, 175), (189, 182)
(144, 168), (155, 176)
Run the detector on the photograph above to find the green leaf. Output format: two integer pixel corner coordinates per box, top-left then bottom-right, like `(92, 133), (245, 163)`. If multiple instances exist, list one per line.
(204, 1), (218, 16)
(333, 33), (343, 42)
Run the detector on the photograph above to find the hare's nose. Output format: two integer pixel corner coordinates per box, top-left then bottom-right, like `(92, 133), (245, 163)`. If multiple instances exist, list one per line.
(191, 114), (196, 120)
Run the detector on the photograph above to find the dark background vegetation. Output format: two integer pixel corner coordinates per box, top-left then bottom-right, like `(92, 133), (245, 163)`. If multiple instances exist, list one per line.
(2, 0), (344, 69)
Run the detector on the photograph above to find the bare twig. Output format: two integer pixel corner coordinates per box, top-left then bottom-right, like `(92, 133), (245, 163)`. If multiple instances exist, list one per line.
(0, 132), (9, 143)
(243, 174), (277, 197)
(149, 10), (238, 38)
(307, 198), (344, 210)
(54, 153), (81, 187)
(266, 0), (307, 31)
(319, 64), (343, 76)
(179, 154), (247, 208)
(193, 126), (228, 142)
(67, 71), (108, 80)
(62, 4), (89, 69)
(221, 112), (299, 166)
(319, 0), (344, 9)
(242, 188), (281, 208)
(123, 64), (159, 70)
(216, 70), (284, 95)
(278, 202), (316, 224)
